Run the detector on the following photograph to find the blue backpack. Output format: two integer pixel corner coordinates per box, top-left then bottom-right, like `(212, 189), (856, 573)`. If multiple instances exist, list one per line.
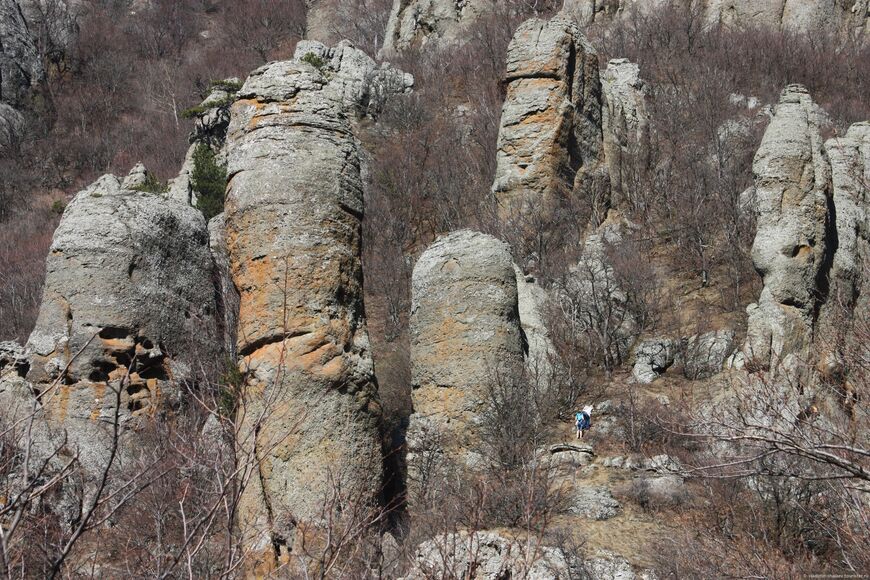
(575, 411), (590, 429)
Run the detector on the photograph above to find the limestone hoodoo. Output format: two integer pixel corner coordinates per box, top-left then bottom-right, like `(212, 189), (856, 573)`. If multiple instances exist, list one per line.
(225, 41), (411, 568)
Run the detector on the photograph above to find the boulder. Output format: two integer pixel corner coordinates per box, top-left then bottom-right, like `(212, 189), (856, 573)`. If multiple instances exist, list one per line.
(491, 13), (604, 222)
(226, 44), (393, 567)
(121, 162), (150, 189)
(631, 337), (678, 383)
(538, 443), (596, 473)
(24, 171), (222, 473)
(566, 485), (621, 520)
(682, 329), (734, 379)
(601, 58), (648, 208)
(638, 473), (688, 505)
(407, 230), (524, 497)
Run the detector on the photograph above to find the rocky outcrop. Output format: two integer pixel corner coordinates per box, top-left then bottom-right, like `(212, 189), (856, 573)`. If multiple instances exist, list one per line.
(742, 85), (832, 372)
(0, 340), (27, 376)
(601, 58), (648, 208)
(492, 14), (604, 222)
(515, 266), (556, 381)
(225, 41), (410, 567)
(407, 230), (524, 493)
(382, 0), (493, 54)
(0, 0), (44, 146)
(559, 219), (638, 369)
(0, 0), (43, 107)
(24, 168), (221, 473)
(632, 329), (734, 383)
(168, 79), (239, 205)
(738, 84), (870, 391)
(293, 40), (413, 115)
(683, 329), (734, 379)
(402, 530), (652, 579)
(823, 123), (870, 313)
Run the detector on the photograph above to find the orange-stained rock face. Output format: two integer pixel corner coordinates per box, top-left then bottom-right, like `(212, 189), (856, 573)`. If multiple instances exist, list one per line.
(492, 14), (605, 224)
(406, 230), (525, 502)
(224, 53), (388, 569)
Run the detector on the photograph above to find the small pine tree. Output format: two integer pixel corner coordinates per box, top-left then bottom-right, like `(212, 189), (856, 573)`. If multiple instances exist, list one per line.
(192, 143), (227, 220)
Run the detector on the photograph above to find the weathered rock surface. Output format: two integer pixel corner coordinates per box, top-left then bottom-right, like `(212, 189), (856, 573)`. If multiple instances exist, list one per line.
(743, 85), (832, 371)
(567, 485), (621, 520)
(0, 0), (44, 107)
(515, 266), (556, 380)
(0, 102), (24, 147)
(24, 169), (221, 473)
(601, 58), (648, 208)
(559, 219), (638, 368)
(225, 43), (403, 566)
(208, 213), (239, 360)
(632, 329), (734, 382)
(120, 162), (150, 189)
(382, 0), (493, 54)
(632, 337), (678, 384)
(168, 79), (239, 205)
(683, 329), (734, 379)
(0, 340), (27, 376)
(823, 123), (870, 312)
(537, 443), (596, 474)
(402, 530), (581, 580)
(408, 230), (524, 468)
(293, 40), (413, 116)
(492, 14), (604, 221)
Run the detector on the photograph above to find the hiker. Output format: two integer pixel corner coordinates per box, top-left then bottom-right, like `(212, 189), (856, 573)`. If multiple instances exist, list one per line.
(575, 405), (592, 439)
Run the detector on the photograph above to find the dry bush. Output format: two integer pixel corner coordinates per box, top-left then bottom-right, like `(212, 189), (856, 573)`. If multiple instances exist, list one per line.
(654, 475), (868, 578)
(0, 205), (59, 342)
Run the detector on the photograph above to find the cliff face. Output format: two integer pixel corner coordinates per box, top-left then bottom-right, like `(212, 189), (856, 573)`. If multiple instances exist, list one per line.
(225, 41), (410, 569)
